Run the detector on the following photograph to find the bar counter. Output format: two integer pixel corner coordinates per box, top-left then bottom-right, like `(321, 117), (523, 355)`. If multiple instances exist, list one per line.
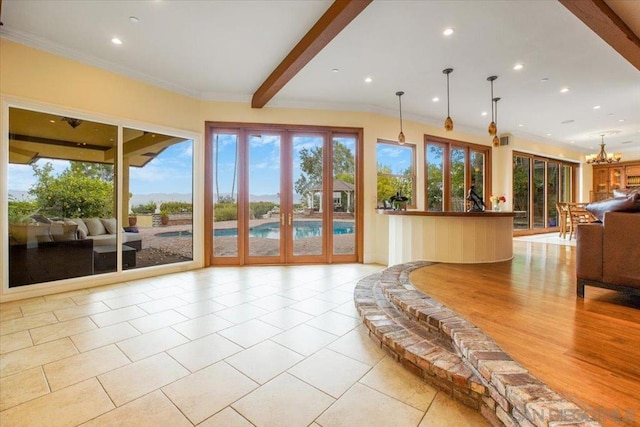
(378, 210), (515, 265)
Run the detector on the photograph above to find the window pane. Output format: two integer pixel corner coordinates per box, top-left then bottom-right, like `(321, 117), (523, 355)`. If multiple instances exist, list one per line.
(292, 135), (323, 256)
(127, 128), (193, 269)
(470, 151), (485, 202)
(450, 148), (466, 212)
(560, 165), (572, 202)
(333, 136), (356, 255)
(8, 107), (117, 286)
(513, 156), (530, 230)
(533, 159), (546, 229)
(213, 133), (239, 258)
(376, 142), (414, 207)
(547, 162), (559, 227)
(426, 144), (444, 211)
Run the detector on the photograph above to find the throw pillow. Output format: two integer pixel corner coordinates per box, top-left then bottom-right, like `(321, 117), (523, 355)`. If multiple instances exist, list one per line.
(100, 218), (118, 234)
(613, 188), (640, 198)
(83, 218), (107, 236)
(69, 218), (89, 237)
(50, 221), (78, 242)
(585, 193), (640, 222)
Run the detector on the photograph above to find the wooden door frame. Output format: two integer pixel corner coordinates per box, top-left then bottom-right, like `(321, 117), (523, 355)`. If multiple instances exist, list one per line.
(205, 121), (363, 267)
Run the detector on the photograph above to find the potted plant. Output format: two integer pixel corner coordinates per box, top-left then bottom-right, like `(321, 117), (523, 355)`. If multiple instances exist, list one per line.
(160, 210), (169, 226)
(128, 212), (137, 227)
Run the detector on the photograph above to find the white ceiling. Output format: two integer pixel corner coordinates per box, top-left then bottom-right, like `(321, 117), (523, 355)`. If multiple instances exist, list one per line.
(1, 0), (639, 155)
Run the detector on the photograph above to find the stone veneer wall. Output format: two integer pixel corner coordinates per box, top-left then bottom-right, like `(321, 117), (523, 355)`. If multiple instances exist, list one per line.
(354, 261), (600, 427)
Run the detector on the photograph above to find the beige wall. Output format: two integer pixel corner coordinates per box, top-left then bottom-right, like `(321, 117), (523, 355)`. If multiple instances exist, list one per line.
(1, 39), (592, 274)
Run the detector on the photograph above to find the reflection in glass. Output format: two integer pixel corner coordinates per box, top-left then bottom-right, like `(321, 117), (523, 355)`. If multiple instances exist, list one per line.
(213, 133), (239, 257)
(126, 127), (193, 269)
(292, 135), (323, 256)
(8, 107), (118, 286)
(513, 156), (531, 230)
(333, 136), (356, 255)
(426, 145), (444, 212)
(450, 148), (466, 212)
(248, 134), (281, 257)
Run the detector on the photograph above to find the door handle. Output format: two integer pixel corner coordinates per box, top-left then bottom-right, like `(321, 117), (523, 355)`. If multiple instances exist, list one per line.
(281, 213), (285, 226)
(288, 213), (292, 226)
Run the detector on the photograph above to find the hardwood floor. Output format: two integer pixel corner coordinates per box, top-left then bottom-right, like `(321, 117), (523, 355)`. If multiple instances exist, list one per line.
(409, 240), (640, 427)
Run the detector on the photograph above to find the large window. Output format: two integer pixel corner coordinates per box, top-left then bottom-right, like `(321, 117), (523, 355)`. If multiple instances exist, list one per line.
(6, 106), (194, 288)
(376, 140), (415, 208)
(424, 135), (491, 212)
(512, 152), (578, 234)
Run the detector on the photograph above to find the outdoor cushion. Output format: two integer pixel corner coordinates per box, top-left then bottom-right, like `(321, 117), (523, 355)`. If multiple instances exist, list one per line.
(83, 218), (107, 236)
(100, 218), (118, 234)
(50, 221), (78, 242)
(68, 218), (89, 237)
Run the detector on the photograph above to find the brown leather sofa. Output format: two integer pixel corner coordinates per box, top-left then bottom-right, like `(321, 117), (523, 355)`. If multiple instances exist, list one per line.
(576, 211), (640, 297)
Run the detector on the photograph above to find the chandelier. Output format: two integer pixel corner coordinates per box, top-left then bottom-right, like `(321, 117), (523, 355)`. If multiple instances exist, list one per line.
(586, 135), (621, 164)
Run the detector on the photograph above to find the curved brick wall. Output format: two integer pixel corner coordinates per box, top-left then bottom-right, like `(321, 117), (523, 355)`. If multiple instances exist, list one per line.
(354, 261), (600, 427)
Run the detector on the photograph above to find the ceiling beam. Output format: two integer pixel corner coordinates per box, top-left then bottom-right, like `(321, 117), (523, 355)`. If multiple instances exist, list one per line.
(251, 0), (372, 108)
(559, 0), (640, 71)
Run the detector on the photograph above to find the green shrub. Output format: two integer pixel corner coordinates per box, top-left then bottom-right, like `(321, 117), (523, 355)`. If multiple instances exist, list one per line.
(131, 202), (156, 214)
(214, 203), (238, 221)
(8, 200), (39, 223)
(249, 202), (276, 219)
(160, 201), (193, 214)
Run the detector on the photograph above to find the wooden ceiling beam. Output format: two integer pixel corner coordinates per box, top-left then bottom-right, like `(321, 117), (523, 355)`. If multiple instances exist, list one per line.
(251, 0), (372, 108)
(559, 0), (640, 71)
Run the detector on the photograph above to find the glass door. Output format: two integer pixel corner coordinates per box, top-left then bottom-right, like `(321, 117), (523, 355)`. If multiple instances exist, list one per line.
(246, 132), (285, 264)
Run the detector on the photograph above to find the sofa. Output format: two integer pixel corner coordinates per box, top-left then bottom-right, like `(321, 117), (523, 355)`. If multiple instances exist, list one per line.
(576, 191), (640, 297)
(8, 217), (142, 287)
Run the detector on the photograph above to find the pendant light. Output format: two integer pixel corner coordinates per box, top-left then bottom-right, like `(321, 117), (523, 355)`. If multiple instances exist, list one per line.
(492, 97), (501, 147)
(396, 91), (406, 144)
(443, 68), (454, 131)
(487, 76), (498, 136)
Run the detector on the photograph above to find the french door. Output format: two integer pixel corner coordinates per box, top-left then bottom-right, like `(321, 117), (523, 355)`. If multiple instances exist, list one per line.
(207, 124), (361, 265)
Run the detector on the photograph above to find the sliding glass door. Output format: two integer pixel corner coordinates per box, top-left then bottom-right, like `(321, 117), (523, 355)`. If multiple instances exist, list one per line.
(512, 152), (578, 234)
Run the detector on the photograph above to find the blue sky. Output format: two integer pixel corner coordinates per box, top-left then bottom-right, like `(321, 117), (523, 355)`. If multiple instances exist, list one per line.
(377, 143), (412, 174)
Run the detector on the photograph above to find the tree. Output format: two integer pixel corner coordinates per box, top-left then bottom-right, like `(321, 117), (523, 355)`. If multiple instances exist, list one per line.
(29, 162), (113, 218)
(377, 164), (413, 204)
(294, 142), (355, 205)
(68, 162), (113, 182)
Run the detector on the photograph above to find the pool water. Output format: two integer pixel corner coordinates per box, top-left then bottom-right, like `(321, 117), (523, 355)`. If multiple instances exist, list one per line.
(156, 221), (354, 240)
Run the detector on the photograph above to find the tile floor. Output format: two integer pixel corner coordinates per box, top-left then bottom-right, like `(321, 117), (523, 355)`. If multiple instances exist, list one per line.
(0, 264), (488, 426)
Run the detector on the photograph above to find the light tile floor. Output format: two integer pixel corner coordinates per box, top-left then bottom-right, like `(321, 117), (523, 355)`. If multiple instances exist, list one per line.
(0, 264), (488, 426)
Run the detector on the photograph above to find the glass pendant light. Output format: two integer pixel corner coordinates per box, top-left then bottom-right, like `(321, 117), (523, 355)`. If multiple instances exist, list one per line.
(443, 68), (454, 131)
(487, 76), (498, 136)
(396, 91), (405, 144)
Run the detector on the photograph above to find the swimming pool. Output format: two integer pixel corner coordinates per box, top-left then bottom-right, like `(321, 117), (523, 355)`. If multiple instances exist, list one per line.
(156, 221), (354, 240)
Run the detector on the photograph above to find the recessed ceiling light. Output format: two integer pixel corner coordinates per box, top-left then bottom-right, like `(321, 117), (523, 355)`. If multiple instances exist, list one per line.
(481, 111), (488, 116)
(443, 28), (454, 36)
(607, 113), (614, 116)
(49, 120), (55, 123)
(513, 63), (524, 71)
(540, 77), (549, 83)
(560, 87), (569, 93)
(561, 119), (575, 124)
(593, 105), (601, 110)
(130, 16), (139, 23)
(432, 97), (439, 102)
(364, 77), (372, 83)
(111, 37), (123, 45)
(618, 119), (625, 122)
(331, 68), (339, 73)
(518, 124), (524, 127)
(546, 133), (552, 136)
(570, 141), (575, 144)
